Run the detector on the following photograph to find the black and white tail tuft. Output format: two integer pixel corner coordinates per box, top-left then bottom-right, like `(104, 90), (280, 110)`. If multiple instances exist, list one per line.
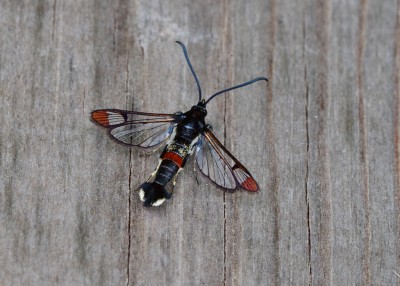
(139, 182), (171, 207)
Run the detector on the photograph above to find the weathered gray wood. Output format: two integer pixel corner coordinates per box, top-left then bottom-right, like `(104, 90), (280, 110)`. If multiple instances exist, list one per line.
(1, 0), (399, 285)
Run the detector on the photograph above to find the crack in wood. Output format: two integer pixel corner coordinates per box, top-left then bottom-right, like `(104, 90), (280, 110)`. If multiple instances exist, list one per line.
(52, 0), (56, 42)
(82, 89), (85, 115)
(126, 138), (133, 286)
(223, 98), (227, 286)
(126, 59), (133, 286)
(394, 0), (400, 278)
(302, 10), (313, 284)
(266, 1), (280, 283)
(357, 0), (372, 284)
(304, 64), (312, 285)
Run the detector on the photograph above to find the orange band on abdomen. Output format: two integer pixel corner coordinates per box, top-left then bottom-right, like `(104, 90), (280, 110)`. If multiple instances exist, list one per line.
(162, 152), (184, 167)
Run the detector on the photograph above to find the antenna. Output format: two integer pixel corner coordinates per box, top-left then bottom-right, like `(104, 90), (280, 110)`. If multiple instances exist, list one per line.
(204, 77), (268, 104)
(175, 41), (202, 102)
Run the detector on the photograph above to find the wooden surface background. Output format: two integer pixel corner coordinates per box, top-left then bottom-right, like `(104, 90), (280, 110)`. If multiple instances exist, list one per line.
(1, 0), (399, 285)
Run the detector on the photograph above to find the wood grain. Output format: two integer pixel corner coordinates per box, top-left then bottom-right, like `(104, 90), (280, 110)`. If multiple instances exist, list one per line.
(1, 0), (399, 285)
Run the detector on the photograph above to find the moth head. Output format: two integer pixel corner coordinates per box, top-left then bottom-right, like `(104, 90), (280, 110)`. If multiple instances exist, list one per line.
(191, 103), (207, 118)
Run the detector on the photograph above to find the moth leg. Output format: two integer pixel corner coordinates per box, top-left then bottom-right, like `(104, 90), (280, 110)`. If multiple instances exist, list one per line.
(148, 126), (176, 156)
(152, 143), (166, 154)
(193, 159), (200, 186)
(146, 159), (162, 182)
(170, 168), (183, 194)
(141, 144), (165, 156)
(170, 179), (177, 195)
(170, 174), (178, 194)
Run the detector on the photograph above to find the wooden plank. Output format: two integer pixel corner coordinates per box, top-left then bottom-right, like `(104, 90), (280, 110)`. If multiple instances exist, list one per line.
(303, 1), (334, 284)
(328, 1), (369, 284)
(1, 0), (399, 285)
(363, 0), (399, 284)
(1, 0), (131, 285)
(224, 0), (310, 284)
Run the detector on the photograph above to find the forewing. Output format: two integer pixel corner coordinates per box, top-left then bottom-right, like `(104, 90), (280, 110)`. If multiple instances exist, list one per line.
(195, 129), (259, 192)
(91, 109), (178, 148)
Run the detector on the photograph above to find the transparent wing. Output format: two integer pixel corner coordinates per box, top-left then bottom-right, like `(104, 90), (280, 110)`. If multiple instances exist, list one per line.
(195, 128), (259, 192)
(91, 109), (180, 148)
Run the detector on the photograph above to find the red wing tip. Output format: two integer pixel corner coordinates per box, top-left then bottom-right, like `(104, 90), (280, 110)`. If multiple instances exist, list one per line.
(91, 110), (110, 127)
(240, 177), (259, 192)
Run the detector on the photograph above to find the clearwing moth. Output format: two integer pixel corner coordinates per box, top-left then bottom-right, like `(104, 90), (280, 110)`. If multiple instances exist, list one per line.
(91, 41), (267, 207)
